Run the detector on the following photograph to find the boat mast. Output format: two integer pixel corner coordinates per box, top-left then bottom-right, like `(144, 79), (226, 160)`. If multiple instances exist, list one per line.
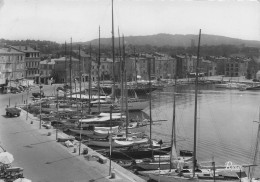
(149, 58), (153, 147)
(64, 41), (67, 100)
(111, 0), (115, 101)
(98, 26), (101, 113)
(123, 35), (129, 138)
(170, 63), (177, 172)
(88, 44), (92, 114)
(70, 37), (72, 100)
(118, 28), (124, 120)
(134, 47), (137, 84)
(193, 29), (201, 177)
(251, 107), (260, 178)
(78, 45), (82, 155)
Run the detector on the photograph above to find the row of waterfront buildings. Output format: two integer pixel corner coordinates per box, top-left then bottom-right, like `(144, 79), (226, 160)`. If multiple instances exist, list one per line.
(0, 45), (255, 91)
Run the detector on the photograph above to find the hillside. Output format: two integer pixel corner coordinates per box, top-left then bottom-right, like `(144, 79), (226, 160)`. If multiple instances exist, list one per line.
(83, 33), (260, 48)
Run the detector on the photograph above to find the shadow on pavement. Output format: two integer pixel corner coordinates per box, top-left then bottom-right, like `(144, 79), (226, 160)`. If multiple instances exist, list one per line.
(26, 139), (57, 146)
(45, 155), (78, 164)
(10, 129), (39, 134)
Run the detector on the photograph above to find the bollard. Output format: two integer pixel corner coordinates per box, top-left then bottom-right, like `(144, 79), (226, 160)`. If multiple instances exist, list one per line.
(110, 171), (116, 179)
(73, 148), (77, 153)
(31, 121), (33, 124)
(83, 148), (88, 155)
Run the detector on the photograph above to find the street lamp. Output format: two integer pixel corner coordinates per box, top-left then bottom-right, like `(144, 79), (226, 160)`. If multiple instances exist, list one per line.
(109, 104), (114, 177)
(56, 87), (60, 140)
(26, 82), (29, 120)
(158, 139), (163, 182)
(39, 85), (43, 129)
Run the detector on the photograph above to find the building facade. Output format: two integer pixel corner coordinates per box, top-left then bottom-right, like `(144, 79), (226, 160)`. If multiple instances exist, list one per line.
(0, 47), (25, 87)
(224, 57), (249, 77)
(11, 46), (40, 82)
(154, 54), (176, 79)
(39, 58), (55, 84)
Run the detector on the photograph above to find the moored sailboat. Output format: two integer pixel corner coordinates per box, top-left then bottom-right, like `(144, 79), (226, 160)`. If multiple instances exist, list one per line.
(148, 29), (250, 182)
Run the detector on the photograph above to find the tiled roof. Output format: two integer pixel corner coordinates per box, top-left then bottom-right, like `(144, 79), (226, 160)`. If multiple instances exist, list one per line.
(0, 48), (25, 54)
(11, 46), (40, 53)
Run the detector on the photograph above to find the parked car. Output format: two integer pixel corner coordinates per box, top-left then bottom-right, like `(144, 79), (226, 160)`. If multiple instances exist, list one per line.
(32, 91), (45, 98)
(18, 86), (25, 92)
(10, 87), (21, 94)
(253, 79), (259, 82)
(42, 123), (52, 129)
(56, 87), (64, 91)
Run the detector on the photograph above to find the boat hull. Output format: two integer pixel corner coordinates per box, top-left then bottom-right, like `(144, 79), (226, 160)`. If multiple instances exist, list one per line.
(109, 146), (172, 160)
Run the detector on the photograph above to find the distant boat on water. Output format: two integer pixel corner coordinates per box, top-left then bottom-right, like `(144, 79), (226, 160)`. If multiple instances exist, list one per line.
(245, 85), (260, 90)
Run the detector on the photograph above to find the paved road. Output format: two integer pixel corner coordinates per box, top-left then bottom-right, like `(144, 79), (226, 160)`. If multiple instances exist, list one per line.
(0, 87), (146, 182)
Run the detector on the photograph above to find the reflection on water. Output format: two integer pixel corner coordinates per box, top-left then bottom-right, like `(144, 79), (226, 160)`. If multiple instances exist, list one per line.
(132, 85), (260, 177)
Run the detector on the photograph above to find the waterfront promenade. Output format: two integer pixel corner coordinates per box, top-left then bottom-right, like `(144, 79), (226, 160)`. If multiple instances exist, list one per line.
(0, 89), (146, 182)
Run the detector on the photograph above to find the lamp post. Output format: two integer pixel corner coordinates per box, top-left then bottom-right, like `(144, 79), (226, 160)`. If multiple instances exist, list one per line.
(39, 85), (42, 129)
(56, 87), (59, 140)
(26, 82), (29, 120)
(158, 139), (163, 182)
(109, 104), (114, 177)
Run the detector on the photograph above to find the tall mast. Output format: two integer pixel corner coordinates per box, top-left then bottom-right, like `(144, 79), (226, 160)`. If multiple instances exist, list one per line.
(193, 29), (201, 177)
(65, 41), (67, 85)
(123, 35), (128, 138)
(70, 37), (72, 99)
(118, 28), (124, 120)
(112, 0), (115, 101)
(251, 107), (260, 178)
(134, 47), (137, 84)
(64, 41), (67, 100)
(149, 58), (152, 147)
(88, 44), (92, 114)
(98, 26), (101, 113)
(170, 63), (177, 172)
(78, 45), (82, 155)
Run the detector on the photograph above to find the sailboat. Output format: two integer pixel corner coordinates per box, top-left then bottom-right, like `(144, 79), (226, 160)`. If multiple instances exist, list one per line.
(148, 30), (250, 182)
(133, 69), (192, 172)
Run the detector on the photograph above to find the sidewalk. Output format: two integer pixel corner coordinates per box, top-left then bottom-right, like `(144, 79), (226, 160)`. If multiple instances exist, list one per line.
(18, 109), (146, 182)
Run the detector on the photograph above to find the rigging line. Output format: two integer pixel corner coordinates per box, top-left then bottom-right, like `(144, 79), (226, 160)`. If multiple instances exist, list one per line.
(203, 90), (226, 159)
(249, 108), (260, 162)
(183, 135), (254, 162)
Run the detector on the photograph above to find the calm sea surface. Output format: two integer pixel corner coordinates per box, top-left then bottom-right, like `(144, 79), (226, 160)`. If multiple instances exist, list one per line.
(131, 84), (260, 177)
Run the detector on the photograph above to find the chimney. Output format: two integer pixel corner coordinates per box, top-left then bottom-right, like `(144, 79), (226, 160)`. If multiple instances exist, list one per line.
(19, 45), (21, 50)
(8, 47), (11, 52)
(25, 46), (28, 50)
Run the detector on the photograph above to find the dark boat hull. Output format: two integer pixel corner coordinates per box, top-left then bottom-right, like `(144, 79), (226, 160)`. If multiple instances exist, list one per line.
(100, 86), (157, 96)
(108, 146), (171, 160)
(246, 86), (260, 90)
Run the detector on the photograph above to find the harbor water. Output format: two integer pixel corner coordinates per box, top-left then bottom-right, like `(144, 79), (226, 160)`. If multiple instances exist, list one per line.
(135, 84), (260, 177)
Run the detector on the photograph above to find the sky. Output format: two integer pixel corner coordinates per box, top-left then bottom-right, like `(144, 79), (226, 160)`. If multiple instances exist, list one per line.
(0, 0), (259, 43)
